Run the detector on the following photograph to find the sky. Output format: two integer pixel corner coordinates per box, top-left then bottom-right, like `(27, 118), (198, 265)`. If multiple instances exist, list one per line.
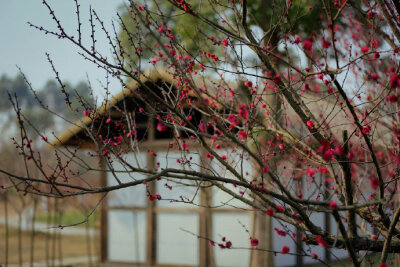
(0, 0), (126, 97)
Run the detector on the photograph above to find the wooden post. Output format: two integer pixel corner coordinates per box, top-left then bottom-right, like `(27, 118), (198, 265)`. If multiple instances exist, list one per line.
(99, 156), (108, 263)
(146, 160), (156, 265)
(250, 210), (274, 267)
(146, 115), (157, 265)
(250, 161), (274, 267)
(199, 185), (215, 267)
(394, 194), (400, 267)
(324, 180), (331, 264)
(296, 179), (304, 266)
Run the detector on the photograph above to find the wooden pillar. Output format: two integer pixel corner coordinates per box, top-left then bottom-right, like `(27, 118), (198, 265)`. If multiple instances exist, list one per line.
(296, 178), (304, 266)
(324, 180), (331, 264)
(146, 156), (156, 265)
(197, 116), (215, 267)
(99, 156), (108, 263)
(296, 227), (303, 267)
(199, 185), (215, 267)
(250, 209), (274, 267)
(249, 155), (274, 267)
(250, 161), (273, 267)
(146, 115), (157, 265)
(394, 192), (400, 267)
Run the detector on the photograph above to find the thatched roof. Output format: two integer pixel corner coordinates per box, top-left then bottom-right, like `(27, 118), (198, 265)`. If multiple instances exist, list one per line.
(49, 68), (392, 150)
(49, 68), (177, 147)
(49, 68), (232, 148)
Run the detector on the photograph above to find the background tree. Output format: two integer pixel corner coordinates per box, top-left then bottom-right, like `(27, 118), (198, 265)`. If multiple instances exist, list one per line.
(0, 73), (94, 137)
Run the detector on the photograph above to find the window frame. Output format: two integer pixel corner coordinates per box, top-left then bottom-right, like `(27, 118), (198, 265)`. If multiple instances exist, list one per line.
(100, 117), (251, 267)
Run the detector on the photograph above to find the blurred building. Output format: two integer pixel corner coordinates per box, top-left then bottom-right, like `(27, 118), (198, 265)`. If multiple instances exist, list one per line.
(51, 68), (347, 267)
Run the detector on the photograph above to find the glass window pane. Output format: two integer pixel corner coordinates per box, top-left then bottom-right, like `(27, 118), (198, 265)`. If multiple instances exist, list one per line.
(107, 152), (147, 207)
(156, 151), (201, 207)
(211, 149), (253, 208)
(326, 214), (348, 262)
(213, 213), (250, 267)
(272, 218), (297, 267)
(301, 177), (329, 264)
(107, 210), (146, 262)
(156, 213), (199, 265)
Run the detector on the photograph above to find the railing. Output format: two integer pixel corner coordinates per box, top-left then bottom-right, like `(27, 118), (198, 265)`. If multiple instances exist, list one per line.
(0, 192), (98, 267)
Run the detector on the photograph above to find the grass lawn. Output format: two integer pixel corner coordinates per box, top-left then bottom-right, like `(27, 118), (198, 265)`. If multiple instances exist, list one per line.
(34, 210), (98, 228)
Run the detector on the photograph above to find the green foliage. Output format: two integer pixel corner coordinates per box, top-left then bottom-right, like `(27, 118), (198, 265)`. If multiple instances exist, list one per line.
(117, 0), (335, 65)
(0, 74), (34, 111)
(35, 210), (98, 228)
(117, 0), (218, 62)
(246, 0), (325, 35)
(0, 75), (13, 110)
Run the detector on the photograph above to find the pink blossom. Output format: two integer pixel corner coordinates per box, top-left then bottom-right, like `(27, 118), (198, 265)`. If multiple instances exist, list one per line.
(329, 201), (338, 210)
(369, 73), (379, 80)
(275, 205), (284, 212)
(335, 145), (344, 156)
(244, 81), (253, 87)
(206, 152), (214, 160)
(250, 238), (259, 246)
(227, 114), (239, 125)
(303, 37), (314, 53)
(315, 235), (327, 248)
(389, 73), (400, 88)
(322, 40), (331, 48)
(371, 177), (380, 189)
(238, 131), (247, 139)
(294, 35), (302, 44)
(199, 122), (206, 133)
(361, 46), (369, 53)
(275, 228), (287, 236)
(273, 74), (282, 84)
(281, 245), (290, 254)
(362, 125), (371, 134)
(306, 167), (315, 177)
(307, 120), (314, 129)
(266, 209), (274, 216)
(323, 150), (334, 162)
(238, 105), (249, 120)
(388, 94), (398, 103)
(157, 122), (167, 132)
(262, 165), (269, 173)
